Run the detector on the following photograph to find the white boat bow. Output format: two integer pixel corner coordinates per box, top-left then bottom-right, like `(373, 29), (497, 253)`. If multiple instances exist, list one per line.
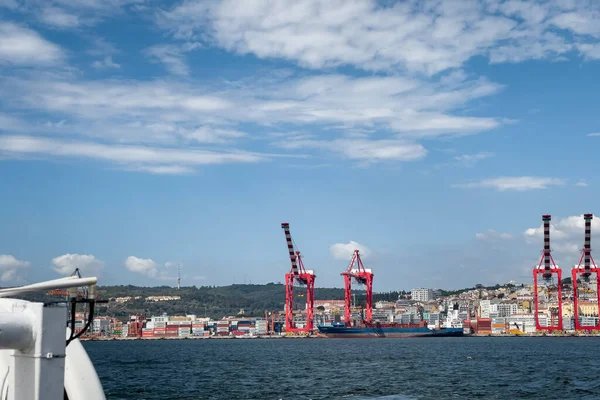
(0, 276), (106, 400)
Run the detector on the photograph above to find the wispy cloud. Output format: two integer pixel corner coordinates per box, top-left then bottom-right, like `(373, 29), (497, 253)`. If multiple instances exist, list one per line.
(575, 179), (589, 187)
(39, 7), (81, 28)
(0, 135), (268, 174)
(274, 138), (426, 163)
(454, 152), (494, 166)
(453, 176), (566, 191)
(588, 132), (600, 137)
(91, 56), (120, 69)
(145, 44), (196, 76)
(0, 0), (17, 9)
(476, 229), (513, 241)
(0, 71), (502, 166)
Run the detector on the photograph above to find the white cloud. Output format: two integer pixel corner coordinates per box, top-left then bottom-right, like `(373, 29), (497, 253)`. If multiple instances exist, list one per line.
(183, 126), (246, 144)
(0, 22), (64, 65)
(0, 0), (17, 9)
(124, 256), (158, 277)
(454, 152), (494, 166)
(576, 43), (600, 60)
(0, 254), (30, 282)
(276, 138), (426, 163)
(475, 229), (513, 241)
(91, 56), (120, 69)
(575, 179), (589, 187)
(523, 214), (600, 264)
(40, 7), (81, 28)
(51, 253), (104, 276)
(453, 176), (566, 191)
(125, 257), (182, 283)
(145, 45), (190, 76)
(588, 132), (600, 137)
(0, 71), (503, 166)
(0, 113), (29, 132)
(87, 37), (119, 57)
(551, 10), (600, 38)
(0, 135), (267, 174)
(159, 0), (600, 74)
(330, 241), (371, 261)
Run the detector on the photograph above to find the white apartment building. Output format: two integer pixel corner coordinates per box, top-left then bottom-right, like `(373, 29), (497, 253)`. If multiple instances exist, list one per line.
(480, 300), (491, 318)
(411, 288), (433, 302)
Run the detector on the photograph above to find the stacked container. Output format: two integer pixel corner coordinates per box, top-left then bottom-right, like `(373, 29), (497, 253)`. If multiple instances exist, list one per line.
(192, 322), (205, 337)
(476, 318), (492, 334)
(166, 324), (179, 337)
(255, 320), (267, 335)
(141, 328), (154, 338)
(236, 320), (254, 334)
(216, 320), (230, 336)
(491, 317), (506, 335)
(178, 324), (191, 337)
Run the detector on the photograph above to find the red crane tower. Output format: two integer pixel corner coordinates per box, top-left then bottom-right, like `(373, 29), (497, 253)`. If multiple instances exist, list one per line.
(572, 213), (600, 331)
(341, 250), (373, 327)
(281, 223), (316, 333)
(533, 214), (563, 331)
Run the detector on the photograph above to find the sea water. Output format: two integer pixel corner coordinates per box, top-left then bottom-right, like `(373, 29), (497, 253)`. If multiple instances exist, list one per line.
(84, 337), (600, 399)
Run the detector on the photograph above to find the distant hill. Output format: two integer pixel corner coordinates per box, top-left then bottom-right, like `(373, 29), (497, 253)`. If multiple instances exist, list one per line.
(94, 283), (404, 320)
(5, 282), (404, 320)
(30, 283), (399, 320)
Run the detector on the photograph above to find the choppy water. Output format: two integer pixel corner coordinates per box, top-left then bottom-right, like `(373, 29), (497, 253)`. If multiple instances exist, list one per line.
(84, 337), (600, 399)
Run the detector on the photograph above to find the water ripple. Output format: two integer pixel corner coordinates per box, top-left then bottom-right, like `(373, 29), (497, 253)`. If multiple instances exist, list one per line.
(84, 337), (600, 400)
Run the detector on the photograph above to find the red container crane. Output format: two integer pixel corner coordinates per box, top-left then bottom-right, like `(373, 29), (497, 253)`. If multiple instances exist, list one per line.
(572, 213), (600, 331)
(341, 250), (373, 326)
(281, 223), (316, 333)
(532, 214), (563, 331)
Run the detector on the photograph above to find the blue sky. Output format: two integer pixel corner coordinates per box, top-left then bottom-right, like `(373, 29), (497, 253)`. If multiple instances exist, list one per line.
(1, 0), (599, 290)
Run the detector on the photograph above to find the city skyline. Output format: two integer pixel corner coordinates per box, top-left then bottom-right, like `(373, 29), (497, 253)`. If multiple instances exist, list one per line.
(1, 1), (599, 290)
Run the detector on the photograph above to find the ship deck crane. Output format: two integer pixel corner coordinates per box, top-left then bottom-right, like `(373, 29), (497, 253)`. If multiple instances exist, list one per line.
(341, 250), (373, 326)
(572, 213), (600, 331)
(281, 223), (316, 333)
(532, 214), (563, 331)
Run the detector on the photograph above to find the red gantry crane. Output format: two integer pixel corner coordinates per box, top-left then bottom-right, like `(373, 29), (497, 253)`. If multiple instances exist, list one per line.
(572, 213), (600, 331)
(281, 223), (316, 333)
(533, 214), (564, 331)
(341, 250), (374, 327)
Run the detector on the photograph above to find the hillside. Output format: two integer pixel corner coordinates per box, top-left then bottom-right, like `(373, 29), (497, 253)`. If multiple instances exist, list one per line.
(70, 283), (404, 320)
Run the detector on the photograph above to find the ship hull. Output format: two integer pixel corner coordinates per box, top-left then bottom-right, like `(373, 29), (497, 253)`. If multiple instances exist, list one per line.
(317, 325), (464, 338)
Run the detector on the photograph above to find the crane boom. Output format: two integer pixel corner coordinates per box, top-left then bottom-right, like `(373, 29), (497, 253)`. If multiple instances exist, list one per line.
(281, 223), (300, 276)
(280, 222), (316, 333)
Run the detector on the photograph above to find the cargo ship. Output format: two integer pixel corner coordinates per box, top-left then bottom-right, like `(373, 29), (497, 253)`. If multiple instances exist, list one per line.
(317, 305), (466, 338)
(317, 322), (464, 338)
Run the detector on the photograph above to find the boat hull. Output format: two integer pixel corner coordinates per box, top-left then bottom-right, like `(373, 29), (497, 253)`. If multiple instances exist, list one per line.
(317, 325), (464, 338)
